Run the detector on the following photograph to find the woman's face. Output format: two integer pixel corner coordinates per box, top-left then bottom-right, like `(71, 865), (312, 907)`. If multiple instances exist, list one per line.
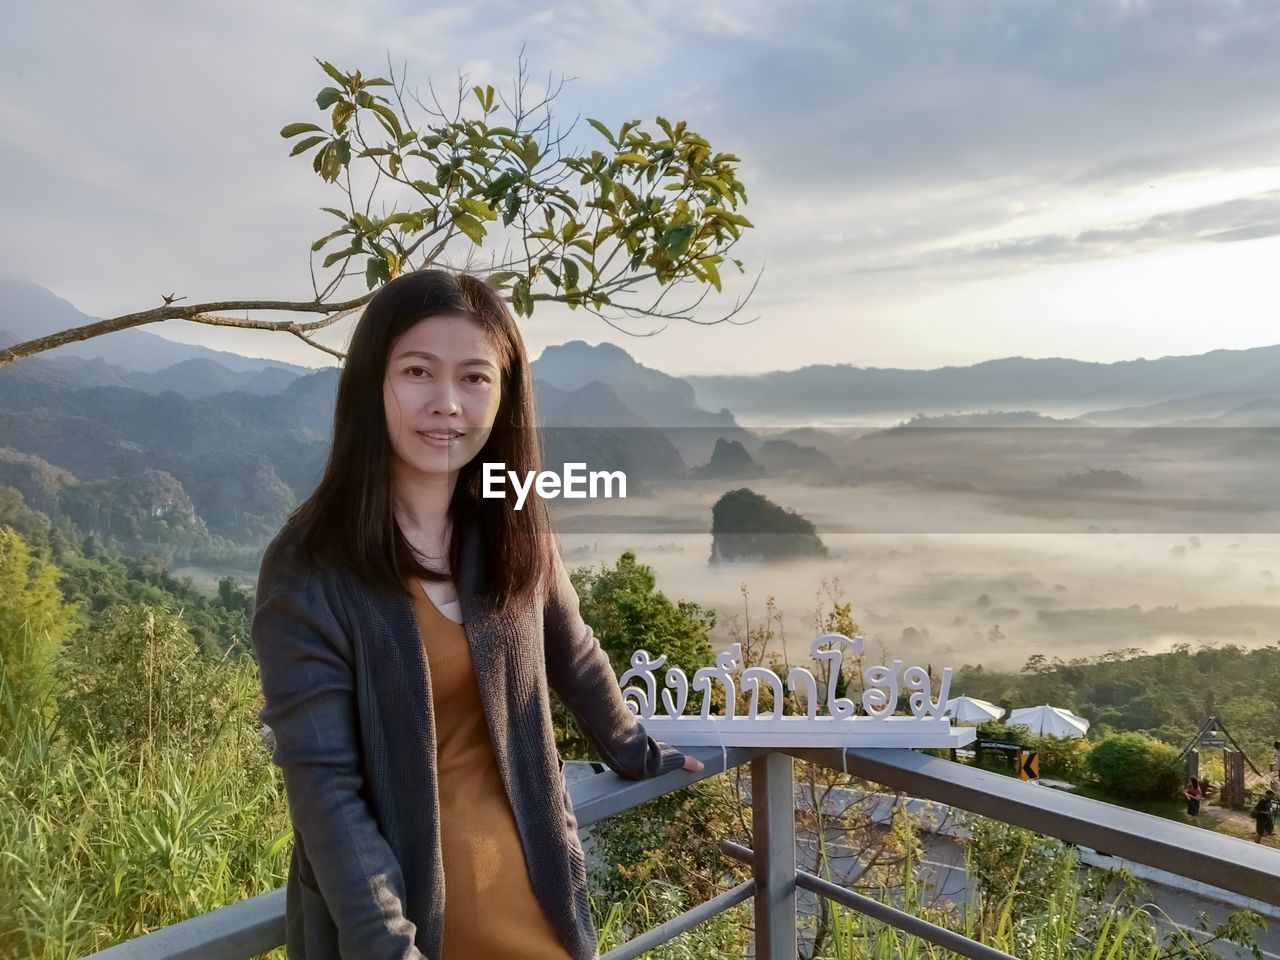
(383, 312), (503, 481)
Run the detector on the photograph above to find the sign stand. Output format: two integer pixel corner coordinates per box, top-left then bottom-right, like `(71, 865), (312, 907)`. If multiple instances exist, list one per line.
(1177, 715), (1262, 779)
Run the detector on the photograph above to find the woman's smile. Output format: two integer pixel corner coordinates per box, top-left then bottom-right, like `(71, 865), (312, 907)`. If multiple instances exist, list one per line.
(417, 429), (465, 448)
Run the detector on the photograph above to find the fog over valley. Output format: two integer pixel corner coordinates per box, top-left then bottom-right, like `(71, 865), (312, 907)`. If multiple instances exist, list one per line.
(558, 530), (1280, 673)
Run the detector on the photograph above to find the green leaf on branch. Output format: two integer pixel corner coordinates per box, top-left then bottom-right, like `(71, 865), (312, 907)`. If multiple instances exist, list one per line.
(571, 252), (599, 280)
(310, 227), (349, 252)
(452, 213), (486, 245)
(332, 102), (354, 134)
(614, 152), (651, 167)
(316, 87), (343, 110)
(707, 206), (753, 228)
(511, 279), (534, 317)
(562, 258), (580, 291)
(701, 257), (722, 292)
(587, 118), (617, 147)
(481, 169), (522, 200)
(519, 137), (541, 171)
(380, 212), (418, 232)
(365, 256), (391, 289)
(658, 223), (696, 257)
(316, 59), (348, 86)
(322, 244), (362, 268)
(370, 104), (403, 140)
(280, 122), (324, 138)
(455, 197), (497, 221)
(289, 135), (327, 157)
(472, 84), (496, 112)
(318, 144), (339, 181)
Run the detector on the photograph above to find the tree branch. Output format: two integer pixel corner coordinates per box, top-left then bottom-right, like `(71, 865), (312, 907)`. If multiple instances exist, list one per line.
(0, 295), (371, 367)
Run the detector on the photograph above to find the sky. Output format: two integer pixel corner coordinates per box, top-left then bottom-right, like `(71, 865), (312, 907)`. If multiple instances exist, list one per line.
(4, 0), (1280, 376)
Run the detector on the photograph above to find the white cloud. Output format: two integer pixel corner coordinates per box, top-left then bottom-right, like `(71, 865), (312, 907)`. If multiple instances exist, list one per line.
(4, 0), (1280, 373)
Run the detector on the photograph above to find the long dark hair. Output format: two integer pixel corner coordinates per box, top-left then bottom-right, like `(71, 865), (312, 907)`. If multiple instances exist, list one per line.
(288, 269), (554, 612)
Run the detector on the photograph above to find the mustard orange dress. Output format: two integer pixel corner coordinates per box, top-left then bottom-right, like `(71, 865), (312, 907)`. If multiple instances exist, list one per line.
(409, 581), (574, 960)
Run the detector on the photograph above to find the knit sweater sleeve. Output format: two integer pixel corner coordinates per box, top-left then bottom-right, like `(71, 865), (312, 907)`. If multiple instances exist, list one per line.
(542, 550), (686, 780)
(252, 577), (427, 960)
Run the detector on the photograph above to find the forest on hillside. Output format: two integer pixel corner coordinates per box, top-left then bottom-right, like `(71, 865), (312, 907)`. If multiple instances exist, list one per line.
(953, 645), (1279, 768)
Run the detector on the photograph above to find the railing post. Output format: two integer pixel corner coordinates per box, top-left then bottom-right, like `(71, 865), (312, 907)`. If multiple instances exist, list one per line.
(752, 751), (797, 960)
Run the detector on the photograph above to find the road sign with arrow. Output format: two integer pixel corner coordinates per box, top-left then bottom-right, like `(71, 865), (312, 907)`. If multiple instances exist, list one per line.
(1018, 750), (1040, 781)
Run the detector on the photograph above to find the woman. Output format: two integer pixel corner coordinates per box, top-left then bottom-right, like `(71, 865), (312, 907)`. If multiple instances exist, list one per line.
(1184, 777), (1202, 819)
(251, 269), (703, 960)
(1254, 789), (1276, 844)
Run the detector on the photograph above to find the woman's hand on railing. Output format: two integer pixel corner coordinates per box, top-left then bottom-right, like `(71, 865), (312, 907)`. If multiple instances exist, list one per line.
(657, 741), (705, 773)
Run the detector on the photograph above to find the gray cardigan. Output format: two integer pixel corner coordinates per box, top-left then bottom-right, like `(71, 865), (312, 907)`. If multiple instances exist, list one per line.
(251, 519), (684, 960)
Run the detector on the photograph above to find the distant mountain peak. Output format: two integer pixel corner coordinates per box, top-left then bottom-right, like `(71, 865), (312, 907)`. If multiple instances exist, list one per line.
(531, 339), (739, 435)
(533, 340), (661, 383)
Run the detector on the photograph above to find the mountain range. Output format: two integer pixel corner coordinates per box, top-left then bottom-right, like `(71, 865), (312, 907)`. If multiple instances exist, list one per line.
(11, 278), (1280, 427)
(685, 347), (1280, 423)
(7, 278), (1280, 550)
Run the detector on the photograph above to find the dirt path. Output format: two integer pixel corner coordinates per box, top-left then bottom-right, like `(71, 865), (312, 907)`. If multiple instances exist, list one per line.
(1200, 803), (1273, 844)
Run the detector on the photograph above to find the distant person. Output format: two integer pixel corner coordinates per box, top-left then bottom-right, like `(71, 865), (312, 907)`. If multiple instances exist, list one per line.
(1253, 790), (1275, 844)
(1184, 777), (1203, 819)
(1272, 740), (1280, 783)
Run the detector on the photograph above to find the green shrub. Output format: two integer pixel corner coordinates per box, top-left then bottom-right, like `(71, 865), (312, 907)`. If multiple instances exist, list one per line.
(54, 604), (229, 756)
(1029, 734), (1091, 781)
(0, 527), (79, 746)
(1085, 731), (1181, 799)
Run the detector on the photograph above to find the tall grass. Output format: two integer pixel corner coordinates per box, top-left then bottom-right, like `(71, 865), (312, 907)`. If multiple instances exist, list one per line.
(814, 808), (1260, 960)
(0, 609), (291, 960)
(592, 881), (750, 959)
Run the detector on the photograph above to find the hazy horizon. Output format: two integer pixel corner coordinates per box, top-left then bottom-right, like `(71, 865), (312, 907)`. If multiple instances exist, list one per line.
(13, 276), (1280, 386)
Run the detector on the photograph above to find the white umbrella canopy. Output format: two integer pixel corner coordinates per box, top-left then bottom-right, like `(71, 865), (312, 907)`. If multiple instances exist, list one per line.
(943, 696), (1006, 724)
(1007, 705), (1090, 738)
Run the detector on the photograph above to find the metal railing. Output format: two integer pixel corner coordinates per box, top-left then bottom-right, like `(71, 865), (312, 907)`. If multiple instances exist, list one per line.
(84, 746), (1280, 960)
